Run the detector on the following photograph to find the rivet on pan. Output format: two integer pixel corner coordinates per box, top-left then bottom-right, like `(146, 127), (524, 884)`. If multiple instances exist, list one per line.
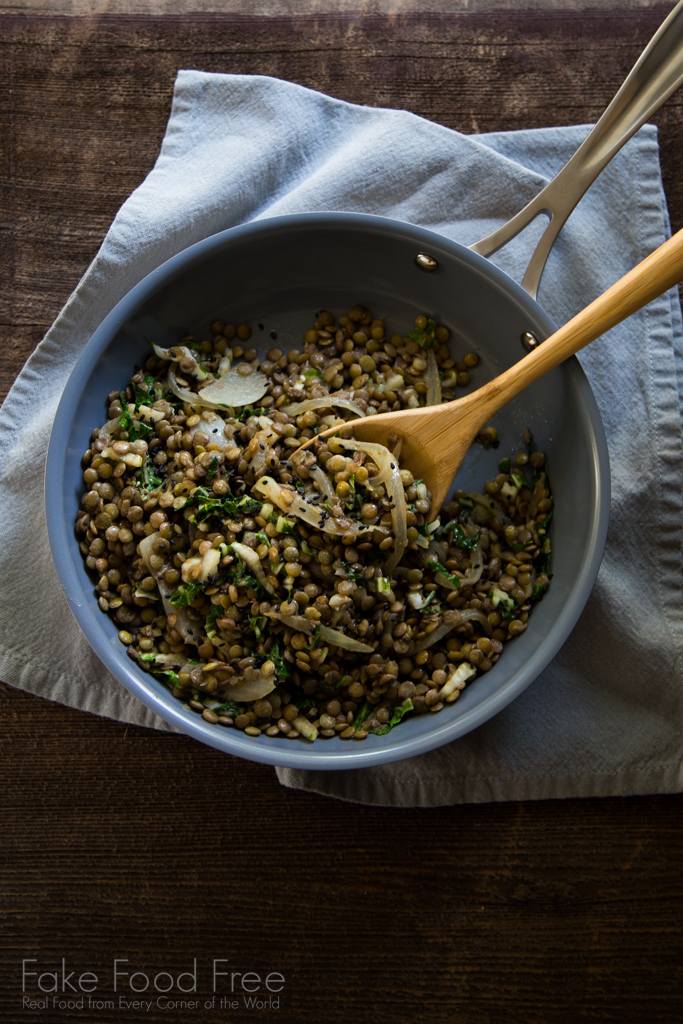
(521, 330), (541, 352)
(415, 253), (439, 272)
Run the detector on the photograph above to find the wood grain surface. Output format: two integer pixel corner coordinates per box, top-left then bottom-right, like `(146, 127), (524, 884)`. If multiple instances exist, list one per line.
(2, 9), (683, 1023)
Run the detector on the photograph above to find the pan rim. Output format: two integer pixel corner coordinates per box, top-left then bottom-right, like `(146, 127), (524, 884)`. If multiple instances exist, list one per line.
(45, 212), (610, 770)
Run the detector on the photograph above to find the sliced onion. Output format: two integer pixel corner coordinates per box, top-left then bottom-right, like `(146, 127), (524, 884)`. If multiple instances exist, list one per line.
(287, 443), (338, 501)
(153, 343), (208, 379)
(462, 543), (484, 586)
(292, 715), (318, 741)
(437, 662), (477, 700)
(282, 395), (366, 418)
(266, 612), (374, 653)
(414, 622), (459, 652)
(144, 652), (185, 669)
(99, 416), (121, 436)
(141, 653), (219, 680)
(379, 372), (405, 394)
(268, 611), (312, 632)
(187, 410), (231, 448)
(371, 453), (406, 573)
(252, 476), (376, 537)
(425, 540), (481, 592)
(469, 492), (497, 515)
(434, 571), (459, 592)
(217, 351), (233, 375)
(425, 349), (442, 407)
(167, 366), (206, 408)
(146, 652), (276, 701)
(197, 364), (269, 408)
(414, 608), (492, 651)
(218, 673), (276, 702)
(335, 438), (393, 485)
(138, 532), (203, 647)
(319, 625), (374, 653)
(137, 532), (159, 568)
(230, 541), (276, 595)
(167, 363), (268, 410)
(442, 520), (484, 588)
(333, 441), (404, 559)
(199, 547), (221, 582)
(133, 403), (166, 426)
(308, 465), (335, 501)
(427, 540), (448, 563)
(332, 437), (407, 571)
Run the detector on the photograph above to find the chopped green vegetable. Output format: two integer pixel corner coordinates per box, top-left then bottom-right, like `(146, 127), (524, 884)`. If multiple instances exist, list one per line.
(352, 701), (373, 731)
(119, 406), (152, 442)
(427, 558), (461, 589)
(293, 696), (317, 711)
(344, 474), (357, 510)
(273, 514), (296, 534)
(307, 624), (322, 650)
(491, 587), (517, 618)
(235, 406), (266, 422)
(224, 556), (263, 595)
(205, 604), (222, 638)
(537, 511), (553, 534)
(531, 578), (551, 601)
(206, 455), (219, 481)
(268, 642), (291, 680)
(343, 562), (366, 582)
(180, 486), (261, 523)
(169, 581), (204, 608)
(372, 698), (414, 735)
(443, 522), (481, 550)
(138, 455), (163, 495)
(162, 389), (184, 410)
(408, 318), (437, 348)
(248, 615), (267, 641)
(211, 700), (245, 718)
(131, 375), (159, 409)
(137, 653), (180, 688)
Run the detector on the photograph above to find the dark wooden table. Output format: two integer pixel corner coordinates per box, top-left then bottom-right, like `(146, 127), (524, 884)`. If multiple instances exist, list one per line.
(2, 8), (682, 1023)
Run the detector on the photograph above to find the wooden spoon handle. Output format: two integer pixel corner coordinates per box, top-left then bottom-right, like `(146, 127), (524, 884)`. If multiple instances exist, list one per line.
(470, 226), (683, 422)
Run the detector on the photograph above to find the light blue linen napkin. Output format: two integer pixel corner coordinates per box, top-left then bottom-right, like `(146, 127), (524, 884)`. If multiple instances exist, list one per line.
(1, 72), (681, 803)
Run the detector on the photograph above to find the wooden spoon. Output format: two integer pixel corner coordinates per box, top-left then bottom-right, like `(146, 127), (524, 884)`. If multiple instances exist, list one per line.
(302, 227), (683, 514)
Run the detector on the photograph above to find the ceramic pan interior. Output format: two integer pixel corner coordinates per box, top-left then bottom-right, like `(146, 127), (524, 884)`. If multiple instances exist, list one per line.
(46, 213), (610, 769)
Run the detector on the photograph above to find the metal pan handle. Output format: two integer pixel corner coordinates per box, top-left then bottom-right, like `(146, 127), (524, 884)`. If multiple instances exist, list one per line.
(469, 0), (683, 298)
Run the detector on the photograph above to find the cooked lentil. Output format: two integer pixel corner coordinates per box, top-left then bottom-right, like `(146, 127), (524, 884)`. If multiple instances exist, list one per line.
(76, 307), (553, 742)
